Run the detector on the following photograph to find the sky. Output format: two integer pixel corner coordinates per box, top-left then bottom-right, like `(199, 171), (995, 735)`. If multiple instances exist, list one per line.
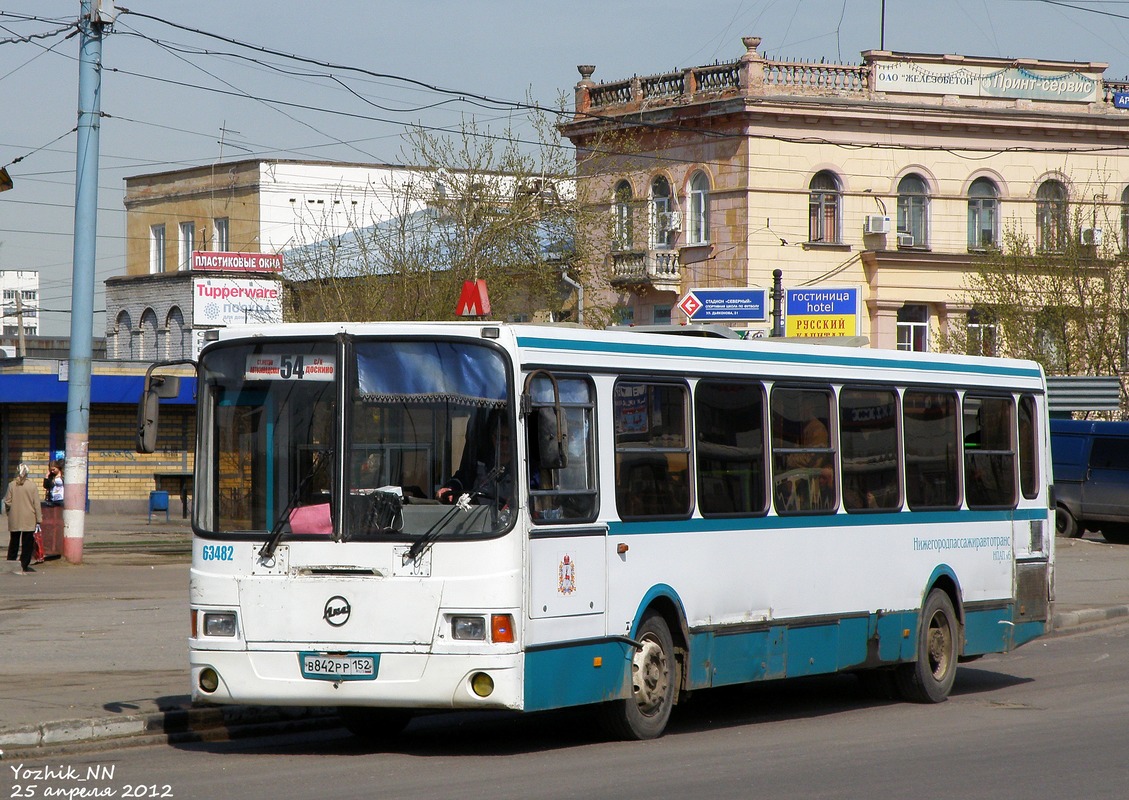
(4, 0), (1129, 336)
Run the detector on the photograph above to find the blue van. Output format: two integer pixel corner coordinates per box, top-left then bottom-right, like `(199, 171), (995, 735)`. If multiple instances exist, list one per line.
(1050, 418), (1129, 543)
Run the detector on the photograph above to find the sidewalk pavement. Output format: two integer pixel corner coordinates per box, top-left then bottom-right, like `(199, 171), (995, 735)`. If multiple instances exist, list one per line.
(1, 518), (1128, 757)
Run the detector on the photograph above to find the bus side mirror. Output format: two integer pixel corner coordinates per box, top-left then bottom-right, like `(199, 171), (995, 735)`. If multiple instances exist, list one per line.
(138, 388), (160, 453)
(523, 369), (568, 470)
(137, 375), (180, 453)
(536, 406), (568, 470)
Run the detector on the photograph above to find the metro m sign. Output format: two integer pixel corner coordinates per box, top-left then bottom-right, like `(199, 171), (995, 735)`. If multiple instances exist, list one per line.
(456, 280), (491, 317)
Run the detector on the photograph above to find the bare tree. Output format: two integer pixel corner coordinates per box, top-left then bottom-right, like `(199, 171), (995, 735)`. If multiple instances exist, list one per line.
(284, 108), (611, 326)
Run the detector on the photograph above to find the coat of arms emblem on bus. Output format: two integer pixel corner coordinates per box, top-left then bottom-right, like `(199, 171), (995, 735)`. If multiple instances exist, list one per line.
(558, 554), (576, 595)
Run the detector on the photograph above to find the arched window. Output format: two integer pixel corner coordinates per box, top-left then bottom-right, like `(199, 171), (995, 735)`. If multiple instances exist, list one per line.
(1120, 186), (1129, 252)
(166, 306), (186, 359)
(140, 308), (159, 361)
(967, 178), (999, 250)
(613, 180), (633, 250)
(808, 171), (841, 244)
(897, 174), (929, 247)
(1036, 179), (1068, 252)
(687, 171), (710, 245)
(650, 175), (675, 250)
(114, 310), (133, 360)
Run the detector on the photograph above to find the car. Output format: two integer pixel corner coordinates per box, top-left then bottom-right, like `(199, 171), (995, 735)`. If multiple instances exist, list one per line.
(1050, 418), (1129, 543)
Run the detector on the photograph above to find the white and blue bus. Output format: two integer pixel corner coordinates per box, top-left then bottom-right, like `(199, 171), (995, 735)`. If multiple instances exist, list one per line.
(149, 322), (1053, 741)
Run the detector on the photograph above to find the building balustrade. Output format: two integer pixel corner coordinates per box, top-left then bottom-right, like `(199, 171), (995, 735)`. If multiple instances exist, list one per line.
(578, 36), (1125, 113)
(610, 249), (681, 291)
(762, 61), (868, 92)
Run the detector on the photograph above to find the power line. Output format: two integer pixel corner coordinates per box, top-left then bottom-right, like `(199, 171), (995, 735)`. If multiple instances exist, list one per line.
(0, 22), (75, 46)
(2, 127), (77, 170)
(120, 9), (531, 115)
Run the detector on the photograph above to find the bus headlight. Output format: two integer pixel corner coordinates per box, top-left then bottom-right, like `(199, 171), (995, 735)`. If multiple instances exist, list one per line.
(203, 612), (238, 637)
(452, 616), (486, 640)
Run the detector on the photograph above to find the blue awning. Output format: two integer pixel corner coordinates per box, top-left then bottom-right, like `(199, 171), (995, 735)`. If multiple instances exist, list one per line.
(0, 373), (197, 404)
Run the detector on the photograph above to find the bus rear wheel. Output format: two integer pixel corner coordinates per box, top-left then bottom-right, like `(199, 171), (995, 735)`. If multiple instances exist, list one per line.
(895, 589), (958, 703)
(600, 612), (676, 740)
(337, 707), (412, 745)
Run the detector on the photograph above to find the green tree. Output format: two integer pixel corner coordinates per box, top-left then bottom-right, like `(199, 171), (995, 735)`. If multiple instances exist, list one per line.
(939, 211), (1129, 392)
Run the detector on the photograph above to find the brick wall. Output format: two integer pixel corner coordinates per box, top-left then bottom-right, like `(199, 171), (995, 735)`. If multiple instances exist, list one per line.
(3, 403), (195, 514)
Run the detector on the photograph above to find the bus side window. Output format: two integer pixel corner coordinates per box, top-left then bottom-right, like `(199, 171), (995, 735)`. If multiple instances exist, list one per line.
(963, 394), (1017, 509)
(1018, 394), (1039, 500)
(613, 381), (692, 519)
(770, 387), (836, 514)
(903, 389), (960, 510)
(840, 387), (901, 512)
(695, 380), (767, 516)
(528, 375), (598, 523)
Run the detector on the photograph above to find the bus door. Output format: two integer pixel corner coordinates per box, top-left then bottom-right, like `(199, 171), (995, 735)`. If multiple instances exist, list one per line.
(524, 373), (605, 638)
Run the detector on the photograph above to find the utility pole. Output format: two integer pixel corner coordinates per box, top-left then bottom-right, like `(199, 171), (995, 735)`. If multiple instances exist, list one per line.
(880, 0), (886, 50)
(15, 291), (26, 357)
(63, 0), (112, 563)
(771, 269), (784, 337)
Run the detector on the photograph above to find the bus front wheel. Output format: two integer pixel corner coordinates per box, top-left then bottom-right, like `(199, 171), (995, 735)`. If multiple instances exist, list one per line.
(600, 612), (676, 740)
(895, 589), (958, 704)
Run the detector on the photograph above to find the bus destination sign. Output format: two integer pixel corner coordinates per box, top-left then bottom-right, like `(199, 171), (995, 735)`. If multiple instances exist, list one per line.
(244, 354), (337, 381)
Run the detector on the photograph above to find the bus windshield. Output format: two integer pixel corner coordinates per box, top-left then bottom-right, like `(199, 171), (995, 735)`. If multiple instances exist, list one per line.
(195, 337), (514, 540)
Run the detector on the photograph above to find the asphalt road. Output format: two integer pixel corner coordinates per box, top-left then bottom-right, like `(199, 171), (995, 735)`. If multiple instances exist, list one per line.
(7, 618), (1127, 800)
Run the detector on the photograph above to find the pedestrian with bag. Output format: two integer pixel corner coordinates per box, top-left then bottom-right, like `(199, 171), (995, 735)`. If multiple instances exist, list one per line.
(5, 463), (43, 574)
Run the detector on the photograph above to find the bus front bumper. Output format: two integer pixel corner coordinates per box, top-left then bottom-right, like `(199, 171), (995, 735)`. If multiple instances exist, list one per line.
(190, 649), (524, 710)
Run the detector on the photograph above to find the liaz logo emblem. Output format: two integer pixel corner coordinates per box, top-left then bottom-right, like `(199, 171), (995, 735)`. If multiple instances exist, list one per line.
(323, 595), (351, 627)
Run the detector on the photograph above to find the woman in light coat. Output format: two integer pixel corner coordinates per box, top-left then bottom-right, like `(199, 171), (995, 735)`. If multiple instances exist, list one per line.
(5, 464), (43, 573)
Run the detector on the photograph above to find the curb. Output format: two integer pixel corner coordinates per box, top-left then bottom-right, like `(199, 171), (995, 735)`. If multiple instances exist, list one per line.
(0, 705), (339, 759)
(1052, 604), (1129, 632)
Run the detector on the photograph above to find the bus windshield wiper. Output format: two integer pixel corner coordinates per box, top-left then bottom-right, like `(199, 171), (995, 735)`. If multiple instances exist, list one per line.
(405, 465), (505, 562)
(259, 450), (330, 561)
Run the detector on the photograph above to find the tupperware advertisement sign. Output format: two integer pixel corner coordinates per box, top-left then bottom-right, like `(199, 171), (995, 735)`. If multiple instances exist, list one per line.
(192, 278), (283, 327)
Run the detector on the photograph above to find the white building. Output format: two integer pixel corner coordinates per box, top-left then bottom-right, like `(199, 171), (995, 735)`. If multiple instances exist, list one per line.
(0, 270), (40, 337)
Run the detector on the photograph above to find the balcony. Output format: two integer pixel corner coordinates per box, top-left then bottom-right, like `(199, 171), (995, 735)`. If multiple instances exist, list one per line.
(610, 249), (681, 292)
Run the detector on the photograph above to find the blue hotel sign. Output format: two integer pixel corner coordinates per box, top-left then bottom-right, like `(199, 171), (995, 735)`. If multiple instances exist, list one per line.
(1114, 93), (1129, 110)
(784, 287), (860, 337)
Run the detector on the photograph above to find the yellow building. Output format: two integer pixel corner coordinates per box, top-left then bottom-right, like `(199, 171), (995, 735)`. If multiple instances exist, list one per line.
(0, 357), (195, 514)
(559, 36), (1129, 351)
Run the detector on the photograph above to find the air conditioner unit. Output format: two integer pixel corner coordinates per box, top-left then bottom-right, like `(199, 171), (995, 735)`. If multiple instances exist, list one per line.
(1081, 227), (1103, 246)
(897, 232), (915, 248)
(662, 211), (683, 232)
(864, 214), (891, 235)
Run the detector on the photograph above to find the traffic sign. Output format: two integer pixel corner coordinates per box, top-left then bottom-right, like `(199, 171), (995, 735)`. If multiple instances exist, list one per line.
(677, 288), (767, 321)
